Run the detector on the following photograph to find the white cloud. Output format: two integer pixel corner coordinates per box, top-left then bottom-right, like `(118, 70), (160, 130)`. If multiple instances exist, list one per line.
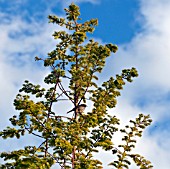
(140, 0), (170, 33)
(104, 0), (170, 109)
(0, 12), (59, 128)
(104, 0), (170, 168)
(134, 131), (170, 169)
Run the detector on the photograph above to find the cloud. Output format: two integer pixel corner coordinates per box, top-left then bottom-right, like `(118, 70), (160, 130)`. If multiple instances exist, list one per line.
(106, 0), (170, 110)
(0, 10), (59, 128)
(103, 0), (170, 168)
(140, 0), (170, 33)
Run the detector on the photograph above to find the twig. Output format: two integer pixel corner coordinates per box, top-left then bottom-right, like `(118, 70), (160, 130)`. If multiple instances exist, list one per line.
(24, 126), (43, 138)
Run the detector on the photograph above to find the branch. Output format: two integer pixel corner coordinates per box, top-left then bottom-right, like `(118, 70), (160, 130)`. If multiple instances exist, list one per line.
(58, 82), (73, 103)
(24, 126), (43, 138)
(52, 115), (72, 120)
(38, 140), (46, 149)
(56, 90), (71, 100)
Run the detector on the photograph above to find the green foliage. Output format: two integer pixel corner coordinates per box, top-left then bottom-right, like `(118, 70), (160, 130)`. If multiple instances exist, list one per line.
(0, 146), (54, 169)
(0, 3), (153, 169)
(109, 114), (153, 169)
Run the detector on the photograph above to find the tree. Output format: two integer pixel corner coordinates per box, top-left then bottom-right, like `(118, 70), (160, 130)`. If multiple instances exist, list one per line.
(0, 3), (153, 169)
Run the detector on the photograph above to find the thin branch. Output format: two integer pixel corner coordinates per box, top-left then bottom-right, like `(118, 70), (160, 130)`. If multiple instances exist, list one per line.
(58, 82), (73, 103)
(37, 140), (46, 149)
(51, 115), (72, 120)
(56, 90), (71, 100)
(57, 98), (70, 101)
(24, 126), (44, 138)
(63, 75), (71, 79)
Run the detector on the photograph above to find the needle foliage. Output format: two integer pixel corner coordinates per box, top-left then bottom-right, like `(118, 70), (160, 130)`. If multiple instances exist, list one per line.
(0, 3), (153, 169)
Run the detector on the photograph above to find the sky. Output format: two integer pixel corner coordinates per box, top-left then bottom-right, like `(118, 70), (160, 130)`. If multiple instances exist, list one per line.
(0, 0), (170, 168)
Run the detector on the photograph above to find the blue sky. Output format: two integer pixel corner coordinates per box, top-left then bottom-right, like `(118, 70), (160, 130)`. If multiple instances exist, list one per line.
(0, 0), (170, 168)
(79, 0), (141, 43)
(0, 0), (140, 43)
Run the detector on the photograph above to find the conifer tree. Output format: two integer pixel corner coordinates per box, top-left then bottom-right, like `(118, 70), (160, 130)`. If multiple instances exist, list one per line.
(0, 3), (153, 169)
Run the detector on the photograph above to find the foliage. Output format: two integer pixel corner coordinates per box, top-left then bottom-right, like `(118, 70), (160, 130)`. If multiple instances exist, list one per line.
(0, 3), (153, 169)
